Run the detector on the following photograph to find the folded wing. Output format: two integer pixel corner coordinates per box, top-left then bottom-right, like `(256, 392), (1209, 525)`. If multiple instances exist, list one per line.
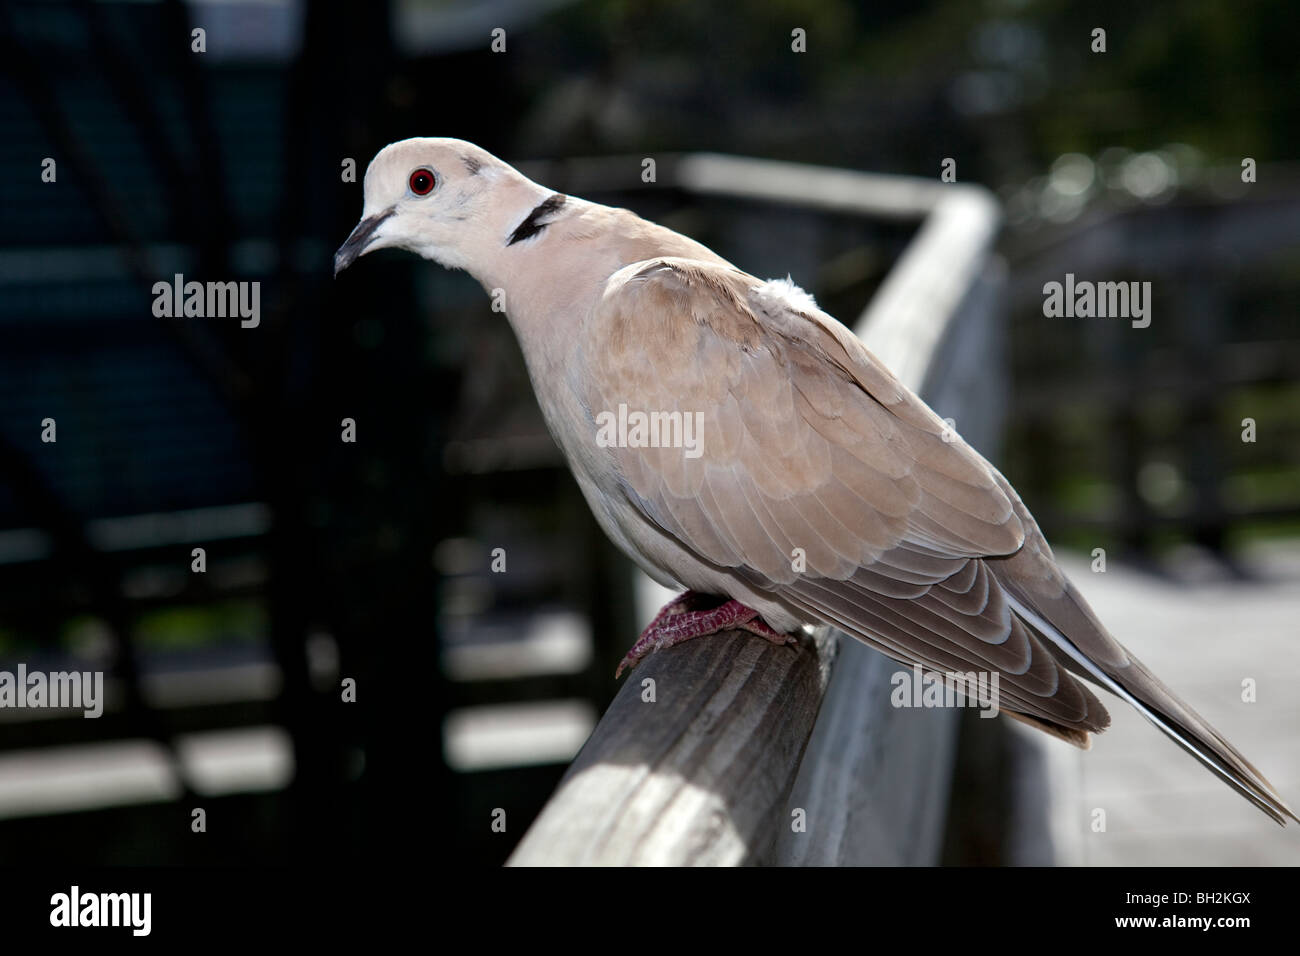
(582, 257), (1295, 823)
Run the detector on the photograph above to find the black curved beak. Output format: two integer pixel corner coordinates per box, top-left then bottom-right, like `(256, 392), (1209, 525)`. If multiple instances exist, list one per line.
(334, 208), (395, 277)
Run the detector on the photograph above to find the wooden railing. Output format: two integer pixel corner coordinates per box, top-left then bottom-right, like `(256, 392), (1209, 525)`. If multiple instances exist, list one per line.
(508, 156), (1005, 865)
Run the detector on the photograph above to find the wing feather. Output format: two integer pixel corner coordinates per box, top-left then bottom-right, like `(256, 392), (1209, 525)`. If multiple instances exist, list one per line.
(580, 254), (1299, 819)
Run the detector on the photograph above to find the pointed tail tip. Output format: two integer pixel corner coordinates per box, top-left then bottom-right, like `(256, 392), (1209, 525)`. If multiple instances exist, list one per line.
(1276, 798), (1300, 828)
(1263, 803), (1296, 828)
(1222, 768), (1296, 827)
(1180, 740), (1297, 827)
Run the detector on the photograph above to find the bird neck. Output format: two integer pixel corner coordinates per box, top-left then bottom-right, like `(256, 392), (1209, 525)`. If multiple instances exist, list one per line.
(453, 175), (555, 283)
(463, 182), (596, 364)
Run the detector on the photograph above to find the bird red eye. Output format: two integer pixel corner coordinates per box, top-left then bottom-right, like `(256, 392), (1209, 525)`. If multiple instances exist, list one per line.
(409, 168), (436, 195)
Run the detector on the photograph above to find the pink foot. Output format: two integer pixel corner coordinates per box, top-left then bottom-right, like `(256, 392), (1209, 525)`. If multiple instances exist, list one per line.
(615, 591), (798, 678)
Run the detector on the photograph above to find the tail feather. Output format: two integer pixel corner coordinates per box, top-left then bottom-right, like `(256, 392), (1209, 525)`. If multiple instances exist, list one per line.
(1006, 593), (1298, 827)
(985, 468), (1295, 825)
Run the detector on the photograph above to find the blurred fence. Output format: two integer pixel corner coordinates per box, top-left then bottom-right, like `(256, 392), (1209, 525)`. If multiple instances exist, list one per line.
(1001, 189), (1300, 558)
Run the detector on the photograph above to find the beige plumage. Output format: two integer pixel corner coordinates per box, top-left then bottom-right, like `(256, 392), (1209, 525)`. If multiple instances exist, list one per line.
(336, 137), (1296, 825)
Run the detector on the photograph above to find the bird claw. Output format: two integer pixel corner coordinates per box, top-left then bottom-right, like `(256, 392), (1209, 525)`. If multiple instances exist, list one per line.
(615, 592), (797, 678)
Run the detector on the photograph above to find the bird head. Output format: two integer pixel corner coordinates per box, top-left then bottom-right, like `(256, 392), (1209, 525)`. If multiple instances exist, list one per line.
(334, 137), (543, 278)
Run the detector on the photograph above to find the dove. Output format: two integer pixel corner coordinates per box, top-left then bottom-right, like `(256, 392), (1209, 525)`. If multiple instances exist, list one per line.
(336, 137), (1296, 824)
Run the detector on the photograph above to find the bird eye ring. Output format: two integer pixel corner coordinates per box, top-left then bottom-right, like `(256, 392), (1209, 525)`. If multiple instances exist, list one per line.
(408, 168), (436, 196)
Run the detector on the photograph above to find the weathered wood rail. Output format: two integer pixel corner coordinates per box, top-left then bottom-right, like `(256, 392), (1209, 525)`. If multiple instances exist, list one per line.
(508, 155), (1005, 866)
